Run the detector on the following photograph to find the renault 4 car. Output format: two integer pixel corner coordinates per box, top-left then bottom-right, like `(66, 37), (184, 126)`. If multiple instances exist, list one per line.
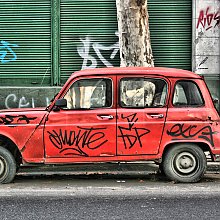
(0, 67), (220, 183)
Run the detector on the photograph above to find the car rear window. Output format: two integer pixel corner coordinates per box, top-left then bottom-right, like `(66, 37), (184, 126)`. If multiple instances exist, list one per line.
(120, 77), (167, 108)
(173, 80), (204, 107)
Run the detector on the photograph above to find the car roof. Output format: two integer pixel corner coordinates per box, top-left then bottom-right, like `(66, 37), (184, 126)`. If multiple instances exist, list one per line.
(72, 67), (202, 79)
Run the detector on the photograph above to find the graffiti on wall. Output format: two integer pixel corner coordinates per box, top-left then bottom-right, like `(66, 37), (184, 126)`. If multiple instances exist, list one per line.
(0, 40), (18, 64)
(198, 56), (209, 70)
(197, 7), (220, 31)
(5, 94), (50, 109)
(77, 31), (119, 70)
(195, 3), (220, 73)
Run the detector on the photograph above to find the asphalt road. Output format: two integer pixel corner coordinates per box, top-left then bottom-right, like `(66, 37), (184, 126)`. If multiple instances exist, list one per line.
(0, 172), (220, 220)
(1, 193), (220, 220)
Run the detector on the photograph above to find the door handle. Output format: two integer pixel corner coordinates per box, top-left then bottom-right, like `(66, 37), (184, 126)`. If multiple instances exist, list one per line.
(148, 114), (164, 119)
(97, 115), (114, 120)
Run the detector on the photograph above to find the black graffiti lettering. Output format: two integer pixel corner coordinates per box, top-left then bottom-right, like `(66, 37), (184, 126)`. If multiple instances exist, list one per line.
(47, 129), (88, 156)
(78, 126), (108, 149)
(167, 124), (196, 138)
(48, 130), (63, 149)
(60, 148), (86, 156)
(121, 113), (138, 130)
(199, 127), (215, 147)
(47, 127), (108, 156)
(0, 115), (16, 125)
(167, 123), (216, 147)
(86, 132), (108, 149)
(17, 115), (37, 124)
(135, 128), (151, 148)
(119, 113), (150, 149)
(0, 115), (37, 125)
(118, 127), (138, 149)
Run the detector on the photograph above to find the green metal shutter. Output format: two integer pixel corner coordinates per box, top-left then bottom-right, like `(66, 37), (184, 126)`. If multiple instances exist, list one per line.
(0, 1), (192, 86)
(60, 0), (192, 84)
(60, 0), (119, 84)
(0, 1), (51, 86)
(148, 0), (192, 70)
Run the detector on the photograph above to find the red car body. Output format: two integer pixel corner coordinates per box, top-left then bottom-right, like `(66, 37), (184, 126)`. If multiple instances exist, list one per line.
(0, 67), (220, 183)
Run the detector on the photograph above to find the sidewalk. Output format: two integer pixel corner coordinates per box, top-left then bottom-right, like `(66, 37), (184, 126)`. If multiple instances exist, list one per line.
(17, 161), (220, 176)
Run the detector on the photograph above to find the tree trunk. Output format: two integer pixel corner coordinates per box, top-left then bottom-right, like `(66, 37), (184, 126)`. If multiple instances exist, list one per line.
(116, 0), (154, 67)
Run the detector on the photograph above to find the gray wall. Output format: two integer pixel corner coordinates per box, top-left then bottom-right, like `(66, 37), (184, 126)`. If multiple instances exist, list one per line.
(192, 0), (220, 101)
(0, 87), (61, 109)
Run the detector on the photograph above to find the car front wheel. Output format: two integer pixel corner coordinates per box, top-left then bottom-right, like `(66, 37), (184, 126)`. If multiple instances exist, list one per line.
(162, 144), (207, 183)
(0, 147), (16, 184)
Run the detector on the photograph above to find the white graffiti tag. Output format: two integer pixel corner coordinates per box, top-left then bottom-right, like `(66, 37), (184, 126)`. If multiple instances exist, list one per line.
(5, 94), (50, 109)
(77, 32), (119, 70)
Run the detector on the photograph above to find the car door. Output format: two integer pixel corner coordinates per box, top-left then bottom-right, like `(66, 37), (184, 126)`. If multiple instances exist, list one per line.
(44, 76), (116, 160)
(117, 76), (169, 155)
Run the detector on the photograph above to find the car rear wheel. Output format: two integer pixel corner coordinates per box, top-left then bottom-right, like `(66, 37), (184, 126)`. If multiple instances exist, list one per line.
(163, 144), (207, 183)
(0, 147), (16, 184)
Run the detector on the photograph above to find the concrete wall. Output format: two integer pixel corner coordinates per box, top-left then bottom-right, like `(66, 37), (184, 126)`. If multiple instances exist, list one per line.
(192, 0), (220, 101)
(0, 87), (61, 109)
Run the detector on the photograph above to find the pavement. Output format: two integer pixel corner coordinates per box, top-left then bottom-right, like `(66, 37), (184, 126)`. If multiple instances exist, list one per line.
(17, 161), (220, 177)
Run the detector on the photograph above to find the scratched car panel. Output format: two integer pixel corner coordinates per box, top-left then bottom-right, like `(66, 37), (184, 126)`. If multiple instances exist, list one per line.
(0, 67), (220, 183)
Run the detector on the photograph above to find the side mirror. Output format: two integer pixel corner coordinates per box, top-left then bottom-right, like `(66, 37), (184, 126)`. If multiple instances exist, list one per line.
(55, 98), (67, 108)
(212, 97), (219, 112)
(213, 98), (219, 105)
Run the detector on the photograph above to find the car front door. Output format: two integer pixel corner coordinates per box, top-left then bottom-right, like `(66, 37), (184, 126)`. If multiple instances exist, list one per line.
(44, 76), (116, 160)
(117, 76), (169, 155)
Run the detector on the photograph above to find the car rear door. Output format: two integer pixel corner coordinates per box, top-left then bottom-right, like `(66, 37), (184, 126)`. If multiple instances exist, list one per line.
(117, 75), (169, 155)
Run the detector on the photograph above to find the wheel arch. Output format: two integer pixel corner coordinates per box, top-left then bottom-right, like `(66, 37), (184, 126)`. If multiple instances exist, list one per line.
(0, 134), (22, 167)
(162, 141), (213, 161)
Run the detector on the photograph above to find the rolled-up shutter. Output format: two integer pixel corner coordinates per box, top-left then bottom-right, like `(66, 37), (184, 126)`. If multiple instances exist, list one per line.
(0, 1), (51, 86)
(0, 1), (192, 86)
(148, 0), (192, 70)
(60, 0), (120, 84)
(60, 0), (192, 84)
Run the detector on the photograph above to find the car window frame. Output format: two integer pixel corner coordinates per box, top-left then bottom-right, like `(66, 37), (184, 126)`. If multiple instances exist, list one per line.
(118, 76), (168, 109)
(172, 79), (205, 108)
(61, 77), (114, 110)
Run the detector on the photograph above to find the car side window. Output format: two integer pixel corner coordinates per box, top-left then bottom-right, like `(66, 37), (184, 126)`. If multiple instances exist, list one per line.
(173, 81), (204, 107)
(64, 78), (112, 109)
(120, 77), (167, 108)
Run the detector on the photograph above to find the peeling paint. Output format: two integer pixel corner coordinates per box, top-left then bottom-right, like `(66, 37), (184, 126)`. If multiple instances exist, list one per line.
(193, 0), (220, 76)
(195, 30), (204, 44)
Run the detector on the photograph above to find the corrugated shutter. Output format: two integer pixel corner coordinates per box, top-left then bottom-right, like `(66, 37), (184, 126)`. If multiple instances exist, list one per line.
(148, 0), (192, 70)
(0, 1), (51, 86)
(60, 0), (120, 84)
(0, 1), (192, 86)
(60, 0), (192, 84)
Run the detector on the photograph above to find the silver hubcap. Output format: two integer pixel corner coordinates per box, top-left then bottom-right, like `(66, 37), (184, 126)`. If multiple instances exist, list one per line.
(0, 157), (5, 176)
(174, 152), (197, 174)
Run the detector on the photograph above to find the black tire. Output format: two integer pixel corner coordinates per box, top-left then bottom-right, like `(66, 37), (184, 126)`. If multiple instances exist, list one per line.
(158, 163), (165, 176)
(162, 144), (207, 183)
(0, 147), (16, 184)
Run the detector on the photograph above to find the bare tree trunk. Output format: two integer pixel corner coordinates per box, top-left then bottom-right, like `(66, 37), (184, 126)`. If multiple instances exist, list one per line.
(116, 0), (154, 67)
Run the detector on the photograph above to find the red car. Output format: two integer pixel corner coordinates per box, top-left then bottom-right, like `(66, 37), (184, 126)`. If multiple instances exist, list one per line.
(0, 67), (220, 183)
